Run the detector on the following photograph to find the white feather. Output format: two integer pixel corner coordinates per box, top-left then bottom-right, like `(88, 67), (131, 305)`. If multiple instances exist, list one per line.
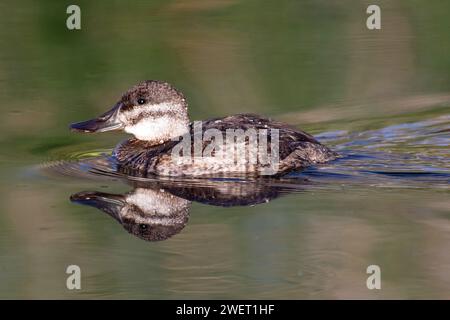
(125, 188), (190, 216)
(119, 103), (188, 141)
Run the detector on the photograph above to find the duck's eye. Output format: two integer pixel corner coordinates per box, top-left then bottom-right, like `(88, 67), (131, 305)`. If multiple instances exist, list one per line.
(139, 224), (148, 230)
(137, 98), (146, 105)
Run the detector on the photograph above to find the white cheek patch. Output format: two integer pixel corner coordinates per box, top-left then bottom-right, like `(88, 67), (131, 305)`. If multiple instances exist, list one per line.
(124, 188), (190, 216)
(124, 116), (173, 141)
(120, 103), (188, 141)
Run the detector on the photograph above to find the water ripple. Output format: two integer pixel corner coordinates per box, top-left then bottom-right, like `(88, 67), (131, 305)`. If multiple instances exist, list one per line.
(38, 114), (450, 191)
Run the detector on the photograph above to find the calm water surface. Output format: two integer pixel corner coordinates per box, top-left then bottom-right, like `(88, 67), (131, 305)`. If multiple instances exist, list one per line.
(0, 0), (449, 299)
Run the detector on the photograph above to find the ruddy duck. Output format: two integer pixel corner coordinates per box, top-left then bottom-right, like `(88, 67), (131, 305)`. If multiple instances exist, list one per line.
(70, 80), (337, 177)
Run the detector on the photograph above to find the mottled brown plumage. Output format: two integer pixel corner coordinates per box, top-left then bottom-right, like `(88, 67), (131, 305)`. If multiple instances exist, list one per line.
(113, 113), (338, 177)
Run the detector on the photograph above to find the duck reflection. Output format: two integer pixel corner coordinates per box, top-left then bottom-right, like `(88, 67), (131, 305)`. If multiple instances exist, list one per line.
(71, 178), (297, 242)
(71, 187), (191, 242)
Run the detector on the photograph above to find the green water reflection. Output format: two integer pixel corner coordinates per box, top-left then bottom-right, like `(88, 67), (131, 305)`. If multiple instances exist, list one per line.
(0, 0), (449, 298)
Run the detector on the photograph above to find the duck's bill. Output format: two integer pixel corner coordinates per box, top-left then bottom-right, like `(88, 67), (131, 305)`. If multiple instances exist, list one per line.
(70, 103), (123, 133)
(70, 191), (125, 221)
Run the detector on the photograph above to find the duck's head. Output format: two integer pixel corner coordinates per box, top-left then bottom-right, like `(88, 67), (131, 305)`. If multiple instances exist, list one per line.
(70, 80), (189, 144)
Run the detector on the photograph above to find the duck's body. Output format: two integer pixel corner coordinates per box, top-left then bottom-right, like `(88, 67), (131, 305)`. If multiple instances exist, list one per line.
(71, 80), (338, 177)
(113, 113), (337, 177)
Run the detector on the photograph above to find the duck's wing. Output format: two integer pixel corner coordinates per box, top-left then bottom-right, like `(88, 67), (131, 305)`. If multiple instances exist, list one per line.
(201, 114), (316, 139)
(198, 113), (327, 160)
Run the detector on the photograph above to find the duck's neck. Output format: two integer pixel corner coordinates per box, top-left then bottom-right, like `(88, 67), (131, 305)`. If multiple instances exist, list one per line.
(113, 135), (182, 169)
(120, 101), (191, 145)
(114, 108), (191, 168)
(127, 118), (189, 145)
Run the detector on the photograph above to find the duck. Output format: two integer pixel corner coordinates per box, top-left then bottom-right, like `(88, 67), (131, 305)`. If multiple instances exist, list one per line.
(70, 80), (338, 177)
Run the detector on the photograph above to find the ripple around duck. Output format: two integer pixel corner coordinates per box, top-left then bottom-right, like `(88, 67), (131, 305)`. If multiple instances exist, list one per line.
(36, 114), (450, 191)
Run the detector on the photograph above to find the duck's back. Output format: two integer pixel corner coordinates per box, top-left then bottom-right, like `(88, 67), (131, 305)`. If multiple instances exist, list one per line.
(114, 114), (338, 177)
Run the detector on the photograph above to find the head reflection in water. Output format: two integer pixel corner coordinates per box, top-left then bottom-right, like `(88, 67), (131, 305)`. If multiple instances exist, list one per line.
(70, 188), (191, 242)
(70, 178), (293, 242)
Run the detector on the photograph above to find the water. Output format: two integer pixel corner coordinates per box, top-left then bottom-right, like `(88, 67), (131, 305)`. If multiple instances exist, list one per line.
(0, 0), (449, 299)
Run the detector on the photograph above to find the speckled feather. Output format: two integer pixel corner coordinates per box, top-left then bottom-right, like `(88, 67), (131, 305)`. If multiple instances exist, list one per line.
(113, 113), (338, 177)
